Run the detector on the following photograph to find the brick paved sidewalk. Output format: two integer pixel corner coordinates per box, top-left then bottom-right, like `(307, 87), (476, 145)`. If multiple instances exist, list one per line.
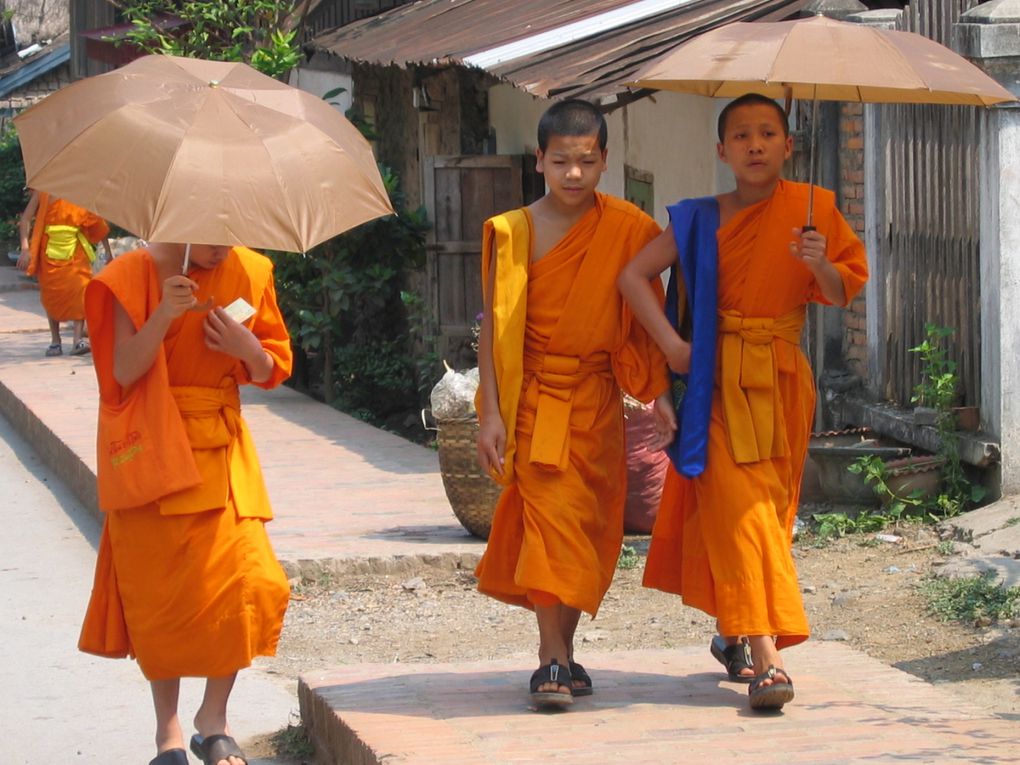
(300, 644), (1016, 765)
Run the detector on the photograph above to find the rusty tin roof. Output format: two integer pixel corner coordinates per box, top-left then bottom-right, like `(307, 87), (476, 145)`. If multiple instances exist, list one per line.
(310, 0), (810, 101)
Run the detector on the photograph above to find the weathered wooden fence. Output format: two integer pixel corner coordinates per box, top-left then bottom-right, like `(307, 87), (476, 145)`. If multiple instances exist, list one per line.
(874, 0), (983, 408)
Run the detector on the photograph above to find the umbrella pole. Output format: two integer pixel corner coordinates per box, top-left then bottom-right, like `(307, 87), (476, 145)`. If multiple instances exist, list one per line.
(804, 92), (819, 232)
(182, 242), (191, 273)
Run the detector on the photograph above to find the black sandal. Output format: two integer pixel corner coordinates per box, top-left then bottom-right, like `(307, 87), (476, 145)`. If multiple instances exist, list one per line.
(569, 660), (593, 696)
(748, 665), (795, 710)
(530, 658), (573, 709)
(190, 733), (248, 764)
(149, 749), (188, 765)
(710, 635), (753, 683)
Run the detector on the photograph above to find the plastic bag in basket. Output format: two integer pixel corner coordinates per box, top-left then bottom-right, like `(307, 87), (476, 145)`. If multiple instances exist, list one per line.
(430, 362), (480, 421)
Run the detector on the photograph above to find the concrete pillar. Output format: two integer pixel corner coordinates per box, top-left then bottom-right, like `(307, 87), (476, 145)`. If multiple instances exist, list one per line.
(845, 9), (903, 400)
(956, 0), (1020, 493)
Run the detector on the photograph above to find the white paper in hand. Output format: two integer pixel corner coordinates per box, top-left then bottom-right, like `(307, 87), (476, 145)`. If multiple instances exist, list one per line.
(223, 297), (256, 324)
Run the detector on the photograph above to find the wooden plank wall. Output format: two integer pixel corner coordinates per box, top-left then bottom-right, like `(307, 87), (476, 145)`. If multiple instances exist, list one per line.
(879, 0), (983, 407)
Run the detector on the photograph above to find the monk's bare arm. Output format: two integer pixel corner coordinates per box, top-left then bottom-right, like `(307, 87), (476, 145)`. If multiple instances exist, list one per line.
(617, 227), (691, 374)
(791, 228), (847, 306)
(16, 190), (39, 271)
(112, 275), (196, 387)
(476, 240), (506, 475)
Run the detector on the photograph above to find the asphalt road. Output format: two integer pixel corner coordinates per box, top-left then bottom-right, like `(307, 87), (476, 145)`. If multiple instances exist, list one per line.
(0, 413), (298, 765)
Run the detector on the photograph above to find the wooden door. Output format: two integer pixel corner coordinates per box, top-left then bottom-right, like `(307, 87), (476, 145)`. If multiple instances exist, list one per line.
(424, 155), (531, 369)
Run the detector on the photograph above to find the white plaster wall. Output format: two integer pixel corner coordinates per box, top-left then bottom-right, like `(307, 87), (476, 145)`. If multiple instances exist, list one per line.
(289, 68), (354, 116)
(619, 92), (718, 226)
(488, 84), (720, 226)
(488, 84), (549, 156)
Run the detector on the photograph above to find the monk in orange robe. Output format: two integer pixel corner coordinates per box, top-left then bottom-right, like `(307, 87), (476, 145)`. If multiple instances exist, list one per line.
(17, 189), (112, 356)
(79, 242), (292, 765)
(619, 94), (868, 711)
(475, 99), (675, 709)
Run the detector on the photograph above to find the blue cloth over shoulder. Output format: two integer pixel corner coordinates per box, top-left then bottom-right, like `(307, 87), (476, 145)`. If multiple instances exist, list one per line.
(664, 197), (719, 477)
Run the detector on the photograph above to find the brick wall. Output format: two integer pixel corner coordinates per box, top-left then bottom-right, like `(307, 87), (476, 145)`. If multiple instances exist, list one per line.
(839, 101), (867, 380)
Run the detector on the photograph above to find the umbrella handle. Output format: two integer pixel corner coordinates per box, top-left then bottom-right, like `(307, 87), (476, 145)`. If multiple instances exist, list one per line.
(802, 225), (816, 233)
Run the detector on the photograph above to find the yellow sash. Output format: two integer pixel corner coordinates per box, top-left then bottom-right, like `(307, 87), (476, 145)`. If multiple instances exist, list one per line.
(44, 224), (95, 263)
(718, 306), (805, 464)
(477, 210), (530, 486)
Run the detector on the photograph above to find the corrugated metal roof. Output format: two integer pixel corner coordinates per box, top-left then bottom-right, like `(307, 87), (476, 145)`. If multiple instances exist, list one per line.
(0, 42), (70, 100)
(310, 0), (810, 101)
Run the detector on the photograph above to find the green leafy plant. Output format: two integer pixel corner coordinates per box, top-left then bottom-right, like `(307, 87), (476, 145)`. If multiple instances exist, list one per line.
(811, 510), (889, 542)
(907, 324), (986, 517)
(849, 454), (924, 522)
(617, 544), (640, 570)
(269, 719), (315, 759)
(910, 323), (958, 415)
(111, 1), (302, 78)
(921, 572), (1020, 624)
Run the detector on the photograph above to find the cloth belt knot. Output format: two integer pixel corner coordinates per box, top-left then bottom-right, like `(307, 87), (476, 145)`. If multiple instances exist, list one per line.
(169, 382), (242, 450)
(44, 224), (95, 263)
(524, 349), (611, 472)
(718, 307), (805, 464)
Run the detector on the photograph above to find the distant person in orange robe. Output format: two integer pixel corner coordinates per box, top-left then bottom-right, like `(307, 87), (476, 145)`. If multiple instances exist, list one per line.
(618, 93), (868, 711)
(17, 189), (112, 356)
(474, 99), (676, 710)
(79, 241), (293, 765)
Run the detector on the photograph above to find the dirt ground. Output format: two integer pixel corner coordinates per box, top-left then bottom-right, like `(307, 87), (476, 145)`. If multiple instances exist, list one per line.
(258, 522), (1020, 744)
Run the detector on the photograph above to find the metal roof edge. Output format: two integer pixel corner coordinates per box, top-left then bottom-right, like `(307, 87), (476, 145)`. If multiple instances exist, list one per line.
(0, 42), (70, 100)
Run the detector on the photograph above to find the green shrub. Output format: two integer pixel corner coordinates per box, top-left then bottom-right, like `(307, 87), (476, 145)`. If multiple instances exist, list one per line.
(270, 166), (433, 433)
(0, 125), (27, 245)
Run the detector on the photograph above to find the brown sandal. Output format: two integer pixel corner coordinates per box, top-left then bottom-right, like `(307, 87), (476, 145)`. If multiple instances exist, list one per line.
(748, 665), (795, 710)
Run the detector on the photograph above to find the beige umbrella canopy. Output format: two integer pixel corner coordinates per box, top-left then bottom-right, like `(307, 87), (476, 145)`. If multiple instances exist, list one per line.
(632, 14), (1015, 106)
(630, 14), (1015, 226)
(14, 54), (394, 254)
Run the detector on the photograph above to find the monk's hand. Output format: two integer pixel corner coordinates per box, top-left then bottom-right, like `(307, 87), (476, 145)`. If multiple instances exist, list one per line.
(158, 274), (201, 319)
(477, 417), (507, 477)
(16, 247), (30, 272)
(665, 335), (691, 375)
(789, 227), (828, 271)
(203, 306), (261, 358)
(650, 392), (678, 451)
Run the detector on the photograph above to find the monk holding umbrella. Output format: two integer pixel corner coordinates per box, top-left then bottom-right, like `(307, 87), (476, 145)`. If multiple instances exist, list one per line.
(620, 14), (1014, 711)
(14, 54), (393, 765)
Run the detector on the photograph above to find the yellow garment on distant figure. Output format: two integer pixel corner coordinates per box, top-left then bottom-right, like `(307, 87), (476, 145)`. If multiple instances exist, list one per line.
(29, 194), (109, 321)
(475, 193), (668, 616)
(79, 246), (294, 680)
(643, 180), (868, 648)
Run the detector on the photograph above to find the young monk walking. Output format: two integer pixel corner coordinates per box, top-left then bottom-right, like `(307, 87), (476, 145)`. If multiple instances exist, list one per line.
(79, 242), (293, 765)
(618, 93), (868, 710)
(475, 99), (675, 709)
(18, 189), (113, 356)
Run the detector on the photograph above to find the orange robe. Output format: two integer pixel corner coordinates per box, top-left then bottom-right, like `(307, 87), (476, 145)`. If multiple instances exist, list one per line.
(27, 193), (109, 321)
(79, 247), (293, 681)
(475, 193), (668, 616)
(643, 181), (868, 647)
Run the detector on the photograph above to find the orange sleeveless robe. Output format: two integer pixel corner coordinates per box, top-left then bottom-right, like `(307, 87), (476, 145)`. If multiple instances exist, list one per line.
(79, 247), (293, 680)
(643, 181), (868, 647)
(476, 194), (668, 616)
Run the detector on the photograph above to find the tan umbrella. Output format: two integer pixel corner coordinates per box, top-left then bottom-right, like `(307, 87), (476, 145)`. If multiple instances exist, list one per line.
(14, 54), (394, 256)
(630, 14), (1016, 225)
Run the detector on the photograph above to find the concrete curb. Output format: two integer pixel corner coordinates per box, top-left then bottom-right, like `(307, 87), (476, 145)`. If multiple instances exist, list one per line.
(0, 375), (99, 519)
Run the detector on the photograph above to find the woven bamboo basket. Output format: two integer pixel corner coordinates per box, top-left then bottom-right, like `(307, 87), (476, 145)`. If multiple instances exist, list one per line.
(435, 417), (502, 539)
